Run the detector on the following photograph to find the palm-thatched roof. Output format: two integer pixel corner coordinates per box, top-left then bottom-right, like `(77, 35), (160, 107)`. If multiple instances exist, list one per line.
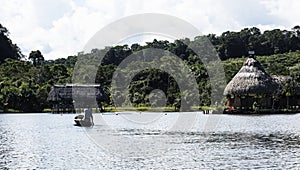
(224, 58), (279, 96)
(272, 75), (300, 96)
(47, 84), (104, 102)
(272, 75), (292, 87)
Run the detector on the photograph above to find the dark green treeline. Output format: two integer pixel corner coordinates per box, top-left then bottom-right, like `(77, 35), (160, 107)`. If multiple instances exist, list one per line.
(1, 23), (300, 112)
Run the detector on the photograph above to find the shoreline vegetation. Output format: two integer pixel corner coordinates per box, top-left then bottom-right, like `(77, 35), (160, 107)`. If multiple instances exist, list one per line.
(1, 106), (300, 115)
(0, 106), (213, 113)
(1, 23), (300, 113)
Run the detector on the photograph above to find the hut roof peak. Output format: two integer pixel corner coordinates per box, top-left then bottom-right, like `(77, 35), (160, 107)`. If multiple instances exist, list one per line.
(224, 57), (278, 95)
(241, 57), (267, 72)
(244, 57), (259, 67)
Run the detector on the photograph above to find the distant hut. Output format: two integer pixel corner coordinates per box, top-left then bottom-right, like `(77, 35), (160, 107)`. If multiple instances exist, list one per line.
(296, 84), (300, 108)
(224, 57), (279, 112)
(47, 84), (105, 113)
(272, 75), (300, 110)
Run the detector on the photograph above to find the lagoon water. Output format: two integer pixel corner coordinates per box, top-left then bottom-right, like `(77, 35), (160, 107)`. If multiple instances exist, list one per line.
(0, 112), (300, 169)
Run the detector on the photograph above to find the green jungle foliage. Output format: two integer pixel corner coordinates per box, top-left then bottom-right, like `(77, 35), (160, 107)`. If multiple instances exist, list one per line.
(1, 23), (300, 112)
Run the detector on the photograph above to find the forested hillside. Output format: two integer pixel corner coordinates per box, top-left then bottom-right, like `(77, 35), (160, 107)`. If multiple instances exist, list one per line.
(1, 23), (300, 112)
(0, 24), (23, 62)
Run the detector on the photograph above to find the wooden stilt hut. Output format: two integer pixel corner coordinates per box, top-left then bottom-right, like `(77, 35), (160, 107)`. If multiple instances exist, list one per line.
(47, 84), (104, 113)
(295, 85), (300, 109)
(223, 57), (279, 113)
(272, 75), (300, 110)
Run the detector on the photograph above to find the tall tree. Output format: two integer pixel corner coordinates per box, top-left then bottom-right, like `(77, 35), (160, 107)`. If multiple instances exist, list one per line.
(0, 24), (23, 62)
(29, 50), (44, 66)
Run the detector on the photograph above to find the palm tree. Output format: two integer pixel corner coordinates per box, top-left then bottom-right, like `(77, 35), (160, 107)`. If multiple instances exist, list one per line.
(29, 50), (44, 66)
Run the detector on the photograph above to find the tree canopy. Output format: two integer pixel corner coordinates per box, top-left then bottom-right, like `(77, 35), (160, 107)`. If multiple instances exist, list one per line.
(1, 23), (300, 112)
(0, 24), (23, 62)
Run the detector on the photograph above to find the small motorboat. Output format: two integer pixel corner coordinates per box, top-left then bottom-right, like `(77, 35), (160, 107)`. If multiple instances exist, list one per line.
(74, 114), (93, 127)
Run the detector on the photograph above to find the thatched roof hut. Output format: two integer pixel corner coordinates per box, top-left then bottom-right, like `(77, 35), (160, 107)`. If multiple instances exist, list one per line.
(47, 84), (104, 102)
(272, 75), (300, 96)
(296, 84), (300, 96)
(224, 58), (279, 96)
(272, 75), (292, 84)
(272, 75), (292, 92)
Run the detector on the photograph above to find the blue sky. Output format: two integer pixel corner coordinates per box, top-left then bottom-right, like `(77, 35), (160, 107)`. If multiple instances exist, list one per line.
(1, 0), (300, 60)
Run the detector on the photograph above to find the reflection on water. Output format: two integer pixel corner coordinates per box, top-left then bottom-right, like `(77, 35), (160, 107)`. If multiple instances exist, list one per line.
(0, 113), (299, 169)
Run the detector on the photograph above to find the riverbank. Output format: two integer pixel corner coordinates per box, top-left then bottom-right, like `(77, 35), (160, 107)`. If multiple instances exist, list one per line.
(224, 109), (300, 115)
(4, 106), (300, 115)
(0, 106), (215, 113)
(101, 106), (213, 112)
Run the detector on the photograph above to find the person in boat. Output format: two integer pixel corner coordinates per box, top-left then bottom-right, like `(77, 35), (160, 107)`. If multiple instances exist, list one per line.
(83, 108), (94, 126)
(224, 100), (235, 113)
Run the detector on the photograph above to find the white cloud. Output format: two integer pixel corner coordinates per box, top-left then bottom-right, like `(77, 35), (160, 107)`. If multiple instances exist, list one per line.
(262, 0), (300, 28)
(0, 0), (300, 60)
(31, 0), (72, 29)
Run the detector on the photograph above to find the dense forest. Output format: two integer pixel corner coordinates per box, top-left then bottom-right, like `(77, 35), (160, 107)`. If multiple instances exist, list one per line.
(1, 23), (300, 112)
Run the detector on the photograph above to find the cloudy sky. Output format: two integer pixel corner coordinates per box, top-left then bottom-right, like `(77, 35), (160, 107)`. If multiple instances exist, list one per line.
(1, 0), (300, 60)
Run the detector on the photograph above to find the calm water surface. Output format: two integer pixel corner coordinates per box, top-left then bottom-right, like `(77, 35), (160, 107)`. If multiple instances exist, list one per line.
(0, 112), (300, 169)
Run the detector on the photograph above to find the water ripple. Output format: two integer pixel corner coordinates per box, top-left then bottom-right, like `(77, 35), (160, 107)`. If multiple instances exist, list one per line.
(0, 113), (299, 169)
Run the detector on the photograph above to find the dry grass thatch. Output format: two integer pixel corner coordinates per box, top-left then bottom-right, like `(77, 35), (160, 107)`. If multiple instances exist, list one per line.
(272, 75), (292, 85)
(272, 75), (300, 96)
(47, 84), (104, 102)
(224, 58), (279, 95)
